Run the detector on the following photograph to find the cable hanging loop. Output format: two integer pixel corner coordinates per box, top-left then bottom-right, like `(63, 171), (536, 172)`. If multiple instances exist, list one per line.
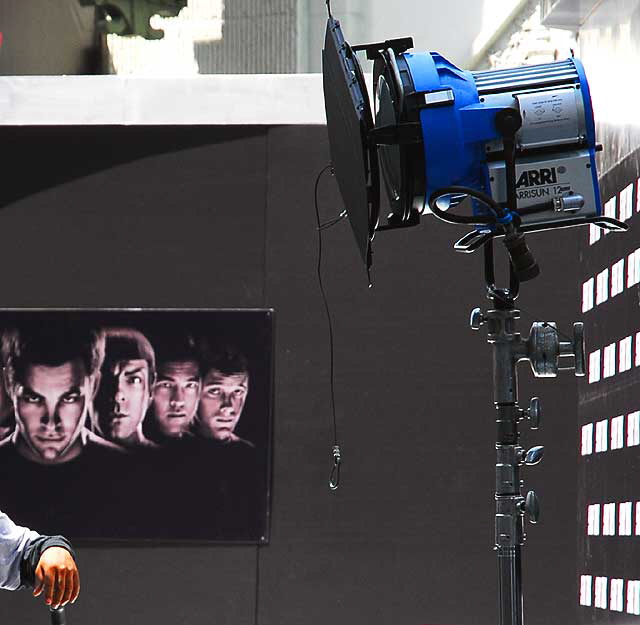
(318, 209), (348, 231)
(329, 445), (342, 491)
(316, 162), (343, 492)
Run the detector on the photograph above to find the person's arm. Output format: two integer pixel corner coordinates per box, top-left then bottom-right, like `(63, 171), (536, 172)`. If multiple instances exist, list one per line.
(0, 510), (39, 591)
(22, 534), (79, 607)
(0, 511), (79, 607)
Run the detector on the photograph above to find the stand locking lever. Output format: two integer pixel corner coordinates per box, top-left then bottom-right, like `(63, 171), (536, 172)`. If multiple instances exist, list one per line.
(470, 307), (485, 330)
(523, 491), (540, 524)
(523, 446), (544, 466)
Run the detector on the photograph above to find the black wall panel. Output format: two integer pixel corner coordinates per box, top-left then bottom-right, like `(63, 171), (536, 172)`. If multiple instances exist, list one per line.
(261, 126), (580, 625)
(0, 124), (580, 625)
(0, 126), (268, 625)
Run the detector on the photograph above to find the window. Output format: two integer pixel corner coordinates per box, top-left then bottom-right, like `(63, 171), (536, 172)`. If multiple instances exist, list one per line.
(619, 502), (633, 536)
(603, 343), (616, 379)
(589, 350), (601, 383)
(603, 503), (616, 535)
(596, 268), (609, 305)
(595, 577), (608, 609)
(627, 580), (640, 615)
(611, 578), (624, 612)
(620, 183), (633, 221)
(611, 415), (624, 449)
(627, 412), (640, 447)
(627, 250), (640, 287)
(595, 419), (608, 452)
(619, 336), (632, 373)
(580, 575), (592, 607)
(581, 423), (594, 455)
(611, 259), (625, 297)
(587, 504), (600, 535)
(582, 277), (595, 312)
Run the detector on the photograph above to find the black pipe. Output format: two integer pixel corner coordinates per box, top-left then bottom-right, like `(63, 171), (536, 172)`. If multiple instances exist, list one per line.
(50, 607), (66, 625)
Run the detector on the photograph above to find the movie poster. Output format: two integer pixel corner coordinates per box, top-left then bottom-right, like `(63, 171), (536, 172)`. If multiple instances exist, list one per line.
(0, 309), (273, 543)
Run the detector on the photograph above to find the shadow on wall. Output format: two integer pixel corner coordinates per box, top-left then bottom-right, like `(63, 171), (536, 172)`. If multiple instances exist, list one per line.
(0, 0), (101, 75)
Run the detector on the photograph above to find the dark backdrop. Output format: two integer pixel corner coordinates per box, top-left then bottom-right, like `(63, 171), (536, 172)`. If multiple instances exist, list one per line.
(0, 125), (579, 625)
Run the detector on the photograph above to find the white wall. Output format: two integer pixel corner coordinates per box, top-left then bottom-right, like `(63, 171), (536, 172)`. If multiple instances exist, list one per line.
(302, 0), (522, 72)
(577, 0), (640, 175)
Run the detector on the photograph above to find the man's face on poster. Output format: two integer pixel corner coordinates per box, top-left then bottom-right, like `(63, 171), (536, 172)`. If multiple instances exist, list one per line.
(13, 359), (96, 463)
(198, 369), (249, 441)
(152, 360), (201, 438)
(0, 379), (13, 432)
(97, 358), (151, 442)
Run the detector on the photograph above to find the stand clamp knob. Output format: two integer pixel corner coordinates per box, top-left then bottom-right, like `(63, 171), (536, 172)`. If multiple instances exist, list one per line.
(523, 397), (541, 429)
(470, 308), (486, 330)
(526, 322), (559, 377)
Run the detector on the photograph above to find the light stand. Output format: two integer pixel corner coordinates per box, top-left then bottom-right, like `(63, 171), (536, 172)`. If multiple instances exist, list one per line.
(471, 243), (584, 625)
(465, 110), (586, 625)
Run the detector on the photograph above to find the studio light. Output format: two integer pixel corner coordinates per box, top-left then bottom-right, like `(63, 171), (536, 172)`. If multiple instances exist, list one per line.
(322, 15), (627, 275)
(320, 8), (630, 625)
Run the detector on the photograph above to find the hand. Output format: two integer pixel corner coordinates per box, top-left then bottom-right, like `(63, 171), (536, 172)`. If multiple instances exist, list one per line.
(33, 547), (80, 609)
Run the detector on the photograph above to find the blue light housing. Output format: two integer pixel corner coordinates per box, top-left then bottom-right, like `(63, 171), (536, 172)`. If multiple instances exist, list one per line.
(322, 17), (627, 268)
(375, 49), (602, 228)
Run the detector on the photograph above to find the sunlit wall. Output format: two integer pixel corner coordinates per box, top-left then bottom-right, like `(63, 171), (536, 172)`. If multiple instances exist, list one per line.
(578, 1), (640, 176)
(106, 0), (551, 75)
(106, 0), (223, 74)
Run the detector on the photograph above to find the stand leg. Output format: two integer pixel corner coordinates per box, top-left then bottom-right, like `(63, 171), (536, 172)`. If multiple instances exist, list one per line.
(486, 293), (526, 625)
(497, 546), (523, 625)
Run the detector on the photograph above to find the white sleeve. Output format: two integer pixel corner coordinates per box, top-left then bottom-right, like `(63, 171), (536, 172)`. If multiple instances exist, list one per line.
(0, 510), (39, 591)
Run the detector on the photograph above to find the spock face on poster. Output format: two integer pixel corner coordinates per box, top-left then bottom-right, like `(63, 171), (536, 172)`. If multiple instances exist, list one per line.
(148, 334), (202, 442)
(194, 341), (251, 446)
(94, 328), (157, 449)
(1, 324), (110, 464)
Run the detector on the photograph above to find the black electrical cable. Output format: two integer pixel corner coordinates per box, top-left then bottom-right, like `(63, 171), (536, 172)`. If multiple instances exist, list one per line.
(428, 186), (503, 226)
(319, 210), (347, 231)
(431, 185), (539, 280)
(429, 186), (555, 223)
(314, 164), (342, 490)
(326, 0), (332, 17)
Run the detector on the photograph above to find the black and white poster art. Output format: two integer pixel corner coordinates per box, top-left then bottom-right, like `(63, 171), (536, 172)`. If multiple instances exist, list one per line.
(0, 309), (273, 543)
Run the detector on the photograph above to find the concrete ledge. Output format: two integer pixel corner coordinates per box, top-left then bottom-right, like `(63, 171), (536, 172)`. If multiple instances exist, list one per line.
(0, 74), (328, 126)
